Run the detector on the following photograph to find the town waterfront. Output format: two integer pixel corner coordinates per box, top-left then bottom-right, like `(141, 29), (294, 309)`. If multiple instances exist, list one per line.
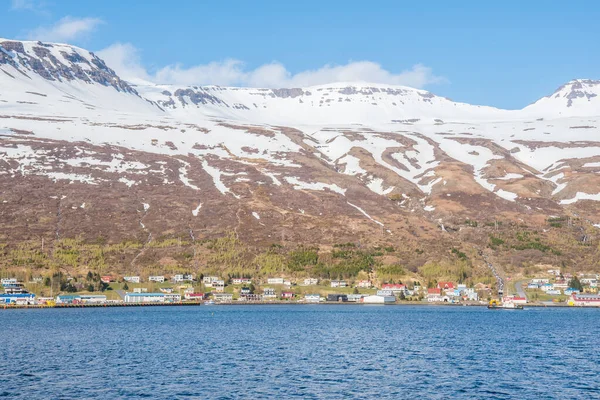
(1, 305), (599, 399)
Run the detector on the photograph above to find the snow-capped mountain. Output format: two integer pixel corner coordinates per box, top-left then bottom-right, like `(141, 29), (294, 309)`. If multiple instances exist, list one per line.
(1, 38), (600, 248)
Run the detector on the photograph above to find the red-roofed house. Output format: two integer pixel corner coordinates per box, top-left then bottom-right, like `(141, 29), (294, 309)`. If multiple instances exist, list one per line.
(101, 276), (113, 283)
(281, 292), (294, 299)
(437, 282), (455, 290)
(427, 288), (441, 295)
(184, 293), (206, 301)
(427, 288), (447, 302)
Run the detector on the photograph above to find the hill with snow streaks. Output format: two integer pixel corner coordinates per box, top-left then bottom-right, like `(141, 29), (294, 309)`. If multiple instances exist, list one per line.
(1, 38), (600, 263)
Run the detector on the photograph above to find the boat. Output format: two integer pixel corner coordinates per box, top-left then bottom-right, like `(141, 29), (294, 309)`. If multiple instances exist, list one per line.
(487, 299), (523, 310)
(204, 300), (215, 305)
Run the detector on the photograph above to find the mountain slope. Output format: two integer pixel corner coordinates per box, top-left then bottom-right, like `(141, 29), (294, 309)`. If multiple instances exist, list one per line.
(1, 39), (599, 275)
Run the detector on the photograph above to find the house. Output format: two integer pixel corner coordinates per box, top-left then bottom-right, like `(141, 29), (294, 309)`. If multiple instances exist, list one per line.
(124, 293), (165, 303)
(581, 278), (598, 288)
(527, 283), (540, 289)
(546, 290), (562, 295)
(504, 295), (527, 305)
(327, 294), (347, 302)
(564, 288), (580, 296)
(356, 280), (372, 288)
(330, 280), (348, 288)
(172, 274), (194, 283)
(0, 293), (36, 304)
(56, 294), (82, 304)
(267, 278), (284, 285)
(361, 295), (395, 304)
(239, 294), (262, 302)
(133, 287), (148, 293)
(263, 288), (277, 298)
(202, 276), (220, 287)
(540, 283), (555, 292)
(213, 293), (233, 302)
(149, 276), (165, 283)
(437, 282), (455, 291)
(304, 294), (321, 303)
(100, 276), (113, 283)
(283, 280), (293, 288)
(240, 287), (251, 295)
(427, 288), (448, 302)
(232, 278), (252, 285)
(381, 284), (406, 294)
(164, 293), (182, 302)
(213, 280), (225, 292)
(303, 278), (318, 286)
(1, 278), (18, 286)
(531, 278), (550, 284)
(377, 290), (394, 296)
(281, 292), (294, 299)
(347, 294), (366, 302)
(124, 276), (141, 284)
(184, 293), (205, 301)
(159, 287), (174, 293)
(463, 288), (479, 301)
(553, 282), (569, 290)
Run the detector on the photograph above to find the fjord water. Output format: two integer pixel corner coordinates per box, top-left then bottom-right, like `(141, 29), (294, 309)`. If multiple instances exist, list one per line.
(1, 306), (599, 399)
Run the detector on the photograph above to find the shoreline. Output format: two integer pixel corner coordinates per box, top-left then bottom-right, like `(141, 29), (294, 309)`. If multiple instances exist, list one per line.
(0, 301), (581, 309)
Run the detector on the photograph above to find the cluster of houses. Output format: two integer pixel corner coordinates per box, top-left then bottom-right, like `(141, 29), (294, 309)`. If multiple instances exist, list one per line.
(425, 282), (480, 303)
(527, 272), (599, 296)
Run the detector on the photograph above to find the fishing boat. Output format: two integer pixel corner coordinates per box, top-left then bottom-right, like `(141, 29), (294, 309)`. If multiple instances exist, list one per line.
(204, 300), (215, 305)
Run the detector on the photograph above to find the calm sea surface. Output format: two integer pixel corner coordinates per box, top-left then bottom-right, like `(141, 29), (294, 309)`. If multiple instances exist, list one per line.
(1, 305), (599, 399)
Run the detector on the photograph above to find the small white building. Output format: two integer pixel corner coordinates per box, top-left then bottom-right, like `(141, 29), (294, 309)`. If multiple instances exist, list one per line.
(133, 287), (148, 293)
(361, 295), (395, 304)
(203, 276), (220, 287)
(331, 280), (348, 288)
(356, 280), (372, 288)
(263, 288), (277, 298)
(124, 276), (141, 284)
(531, 278), (550, 284)
(213, 293), (233, 302)
(267, 278), (285, 285)
(304, 294), (321, 303)
(232, 278), (252, 285)
(1, 278), (18, 286)
(172, 274), (194, 283)
(303, 278), (318, 286)
(213, 280), (225, 292)
(149, 276), (165, 283)
(164, 293), (182, 302)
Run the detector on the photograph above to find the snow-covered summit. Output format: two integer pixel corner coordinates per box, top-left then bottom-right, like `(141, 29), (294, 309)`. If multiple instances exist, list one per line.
(523, 79), (600, 118)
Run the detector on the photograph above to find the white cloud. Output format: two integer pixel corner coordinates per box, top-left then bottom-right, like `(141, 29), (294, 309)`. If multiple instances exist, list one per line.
(27, 16), (103, 43)
(98, 42), (446, 89)
(11, 0), (36, 10)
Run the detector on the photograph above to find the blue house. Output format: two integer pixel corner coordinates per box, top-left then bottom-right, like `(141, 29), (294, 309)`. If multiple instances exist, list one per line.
(564, 288), (580, 295)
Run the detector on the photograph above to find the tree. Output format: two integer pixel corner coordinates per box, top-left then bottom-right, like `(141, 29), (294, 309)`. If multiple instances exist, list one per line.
(399, 292), (406, 301)
(568, 276), (583, 292)
(122, 282), (129, 291)
(353, 287), (359, 294)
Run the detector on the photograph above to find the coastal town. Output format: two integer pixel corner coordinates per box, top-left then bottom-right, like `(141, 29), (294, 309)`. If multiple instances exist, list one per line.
(1, 270), (599, 308)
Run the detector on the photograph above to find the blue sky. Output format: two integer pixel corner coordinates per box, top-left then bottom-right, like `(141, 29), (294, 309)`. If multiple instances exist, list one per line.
(3, 0), (599, 109)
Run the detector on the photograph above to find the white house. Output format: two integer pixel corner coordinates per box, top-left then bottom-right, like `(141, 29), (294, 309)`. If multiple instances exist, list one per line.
(303, 278), (318, 286)
(124, 276), (141, 284)
(263, 288), (277, 298)
(267, 278), (284, 285)
(304, 294), (321, 303)
(172, 274), (194, 283)
(213, 280), (225, 292)
(531, 278), (550, 284)
(331, 280), (348, 288)
(213, 293), (233, 302)
(232, 278), (252, 285)
(149, 276), (165, 283)
(133, 287), (148, 293)
(540, 283), (555, 292)
(1, 278), (18, 285)
(356, 280), (372, 288)
(164, 293), (182, 302)
(203, 276), (220, 287)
